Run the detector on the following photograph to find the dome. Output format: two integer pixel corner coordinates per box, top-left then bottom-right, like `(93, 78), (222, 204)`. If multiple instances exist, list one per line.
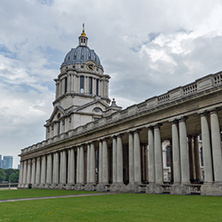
(61, 45), (103, 69)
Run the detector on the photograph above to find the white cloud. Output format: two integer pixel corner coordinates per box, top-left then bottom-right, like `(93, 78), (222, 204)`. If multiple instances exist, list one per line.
(0, 0), (222, 167)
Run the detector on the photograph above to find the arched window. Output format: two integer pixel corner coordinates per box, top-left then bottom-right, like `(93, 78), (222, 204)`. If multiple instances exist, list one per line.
(80, 76), (84, 93)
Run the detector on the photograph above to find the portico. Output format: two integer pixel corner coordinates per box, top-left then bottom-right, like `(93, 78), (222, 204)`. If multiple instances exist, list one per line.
(19, 70), (222, 195)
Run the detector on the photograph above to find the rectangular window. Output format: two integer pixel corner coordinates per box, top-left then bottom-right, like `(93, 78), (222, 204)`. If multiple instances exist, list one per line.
(89, 77), (93, 94)
(80, 76), (84, 93)
(64, 77), (67, 94)
(96, 79), (99, 96)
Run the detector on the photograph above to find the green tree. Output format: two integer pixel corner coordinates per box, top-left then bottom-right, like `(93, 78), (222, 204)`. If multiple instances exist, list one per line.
(0, 169), (6, 182)
(4, 168), (15, 181)
(9, 170), (19, 183)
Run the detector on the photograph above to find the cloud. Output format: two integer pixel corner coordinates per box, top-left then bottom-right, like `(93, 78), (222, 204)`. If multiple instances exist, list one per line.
(0, 0), (222, 167)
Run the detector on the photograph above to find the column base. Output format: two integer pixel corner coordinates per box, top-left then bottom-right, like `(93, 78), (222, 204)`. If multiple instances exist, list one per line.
(146, 183), (163, 194)
(96, 183), (110, 191)
(171, 184), (191, 195)
(44, 184), (53, 189)
(110, 183), (127, 192)
(58, 184), (66, 189)
(201, 183), (222, 196)
(74, 183), (85, 190)
(84, 183), (97, 191)
(50, 183), (59, 189)
(65, 184), (75, 190)
(38, 184), (46, 189)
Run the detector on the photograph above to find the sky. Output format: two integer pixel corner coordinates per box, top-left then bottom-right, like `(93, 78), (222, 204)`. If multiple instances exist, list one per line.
(0, 0), (222, 168)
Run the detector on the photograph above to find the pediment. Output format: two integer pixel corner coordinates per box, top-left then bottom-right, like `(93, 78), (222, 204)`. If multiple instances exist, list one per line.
(46, 105), (66, 123)
(75, 100), (109, 113)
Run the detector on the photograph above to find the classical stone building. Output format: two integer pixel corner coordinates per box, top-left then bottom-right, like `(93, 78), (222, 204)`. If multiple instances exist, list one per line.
(19, 27), (222, 196)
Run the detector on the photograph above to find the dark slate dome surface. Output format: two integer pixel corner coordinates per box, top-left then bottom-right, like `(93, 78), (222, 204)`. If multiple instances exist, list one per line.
(61, 45), (103, 69)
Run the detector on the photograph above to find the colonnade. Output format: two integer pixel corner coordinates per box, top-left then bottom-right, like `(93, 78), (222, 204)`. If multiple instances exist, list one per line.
(19, 109), (222, 195)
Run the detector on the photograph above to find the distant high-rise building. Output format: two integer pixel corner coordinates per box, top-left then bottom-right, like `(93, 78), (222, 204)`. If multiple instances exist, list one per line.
(0, 155), (2, 168)
(3, 156), (13, 169)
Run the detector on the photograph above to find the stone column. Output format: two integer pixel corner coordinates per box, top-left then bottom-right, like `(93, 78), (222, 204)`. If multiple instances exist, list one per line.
(179, 117), (190, 184)
(188, 136), (195, 182)
(59, 152), (63, 184)
(35, 157), (41, 185)
(46, 154), (52, 185)
(59, 80), (62, 97)
(134, 130), (141, 183)
(40, 155), (46, 186)
(79, 146), (85, 184)
(18, 161), (24, 187)
(100, 80), (104, 97)
(55, 81), (59, 99)
(128, 132), (134, 183)
(76, 147), (80, 183)
(194, 135), (201, 182)
(154, 124), (163, 184)
(67, 74), (71, 93)
(112, 136), (117, 183)
(117, 135), (123, 183)
(31, 158), (36, 185)
(70, 73), (74, 92)
(74, 74), (78, 93)
(90, 143), (96, 183)
(87, 144), (90, 183)
(210, 110), (222, 183)
(68, 149), (75, 184)
(99, 141), (103, 183)
(22, 160), (27, 186)
(148, 127), (155, 183)
(172, 121), (181, 184)
(102, 139), (108, 183)
(26, 160), (31, 185)
(201, 113), (213, 183)
(52, 152), (59, 185)
(61, 151), (67, 184)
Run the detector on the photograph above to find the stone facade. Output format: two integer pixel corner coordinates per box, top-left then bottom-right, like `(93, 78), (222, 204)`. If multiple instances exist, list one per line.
(18, 27), (222, 196)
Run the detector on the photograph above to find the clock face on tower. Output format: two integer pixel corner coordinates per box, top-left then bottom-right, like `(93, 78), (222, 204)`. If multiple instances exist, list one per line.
(86, 62), (95, 71)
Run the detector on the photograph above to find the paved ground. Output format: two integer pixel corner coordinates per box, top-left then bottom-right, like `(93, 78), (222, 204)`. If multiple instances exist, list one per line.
(0, 192), (117, 203)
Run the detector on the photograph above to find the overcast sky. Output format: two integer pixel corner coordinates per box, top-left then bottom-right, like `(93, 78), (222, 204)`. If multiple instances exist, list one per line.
(0, 0), (222, 168)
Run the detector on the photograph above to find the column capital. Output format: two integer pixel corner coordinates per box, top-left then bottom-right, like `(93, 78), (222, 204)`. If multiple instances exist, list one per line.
(168, 118), (179, 124)
(179, 116), (188, 122)
(209, 107), (220, 114)
(145, 124), (154, 129)
(154, 123), (162, 128)
(198, 110), (209, 116)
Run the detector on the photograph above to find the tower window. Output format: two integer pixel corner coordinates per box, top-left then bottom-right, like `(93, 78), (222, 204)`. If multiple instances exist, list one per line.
(96, 79), (99, 96)
(81, 65), (84, 69)
(64, 77), (67, 94)
(80, 76), (84, 93)
(89, 77), (93, 94)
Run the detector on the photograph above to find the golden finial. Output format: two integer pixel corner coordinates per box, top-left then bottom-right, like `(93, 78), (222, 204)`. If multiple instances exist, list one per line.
(81, 23), (86, 37)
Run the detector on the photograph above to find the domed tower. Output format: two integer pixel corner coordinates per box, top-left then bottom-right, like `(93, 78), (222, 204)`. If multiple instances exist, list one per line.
(45, 25), (111, 139)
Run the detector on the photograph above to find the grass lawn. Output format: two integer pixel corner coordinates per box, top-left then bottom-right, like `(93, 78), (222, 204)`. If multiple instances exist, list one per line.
(0, 191), (222, 221)
(0, 189), (96, 200)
